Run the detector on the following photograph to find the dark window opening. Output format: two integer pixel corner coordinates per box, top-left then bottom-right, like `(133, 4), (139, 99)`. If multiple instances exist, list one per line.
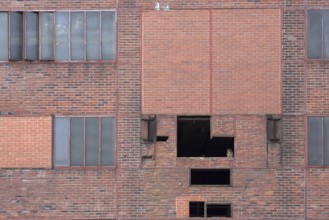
(177, 116), (234, 157)
(190, 169), (231, 185)
(157, 136), (169, 142)
(207, 204), (231, 218)
(189, 202), (204, 217)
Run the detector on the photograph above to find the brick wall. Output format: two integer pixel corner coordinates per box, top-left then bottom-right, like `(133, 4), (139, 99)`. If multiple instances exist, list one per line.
(142, 9), (281, 115)
(0, 116), (52, 168)
(1, 0), (329, 219)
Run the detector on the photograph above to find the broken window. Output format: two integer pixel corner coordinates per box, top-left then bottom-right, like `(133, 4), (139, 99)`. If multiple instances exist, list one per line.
(207, 204), (231, 218)
(308, 116), (329, 166)
(190, 169), (231, 185)
(189, 202), (205, 217)
(177, 116), (234, 157)
(189, 202), (231, 218)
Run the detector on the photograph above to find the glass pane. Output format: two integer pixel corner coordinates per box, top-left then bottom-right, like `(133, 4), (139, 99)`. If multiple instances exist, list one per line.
(70, 117), (84, 166)
(86, 12), (100, 60)
(10, 12), (23, 60)
(25, 12), (39, 60)
(308, 10), (322, 59)
(324, 11), (329, 59)
(55, 117), (69, 166)
(308, 117), (323, 166)
(41, 12), (54, 60)
(324, 117), (329, 165)
(55, 12), (69, 60)
(101, 11), (116, 60)
(86, 117), (100, 166)
(101, 117), (115, 166)
(0, 13), (8, 60)
(71, 12), (85, 60)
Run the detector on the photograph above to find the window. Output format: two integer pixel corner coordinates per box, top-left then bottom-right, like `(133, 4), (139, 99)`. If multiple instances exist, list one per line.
(189, 202), (205, 217)
(177, 116), (234, 157)
(54, 116), (115, 166)
(190, 169), (231, 186)
(307, 10), (329, 59)
(308, 116), (329, 166)
(189, 202), (232, 218)
(0, 11), (116, 61)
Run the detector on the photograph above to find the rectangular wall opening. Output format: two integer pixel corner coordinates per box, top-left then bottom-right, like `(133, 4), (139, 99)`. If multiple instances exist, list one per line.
(177, 116), (234, 157)
(189, 201), (205, 217)
(207, 204), (231, 217)
(190, 169), (231, 185)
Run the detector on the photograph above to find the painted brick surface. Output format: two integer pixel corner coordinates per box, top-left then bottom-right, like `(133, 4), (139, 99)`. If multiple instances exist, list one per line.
(0, 117), (52, 168)
(212, 9), (281, 115)
(142, 10), (210, 115)
(142, 9), (281, 115)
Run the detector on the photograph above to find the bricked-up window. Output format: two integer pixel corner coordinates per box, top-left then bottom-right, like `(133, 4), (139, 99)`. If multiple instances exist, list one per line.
(177, 116), (234, 157)
(307, 10), (329, 59)
(0, 11), (116, 61)
(54, 117), (115, 166)
(308, 116), (329, 166)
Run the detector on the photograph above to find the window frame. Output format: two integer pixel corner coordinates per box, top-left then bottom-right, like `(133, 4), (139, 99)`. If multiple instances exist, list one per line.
(53, 115), (116, 168)
(0, 10), (117, 62)
(307, 115), (329, 167)
(306, 9), (329, 61)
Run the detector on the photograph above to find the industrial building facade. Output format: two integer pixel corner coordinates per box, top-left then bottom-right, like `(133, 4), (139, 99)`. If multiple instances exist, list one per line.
(0, 0), (328, 219)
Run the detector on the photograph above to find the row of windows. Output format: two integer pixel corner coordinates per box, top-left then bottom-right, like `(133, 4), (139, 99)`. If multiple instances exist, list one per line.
(52, 115), (328, 167)
(0, 11), (116, 61)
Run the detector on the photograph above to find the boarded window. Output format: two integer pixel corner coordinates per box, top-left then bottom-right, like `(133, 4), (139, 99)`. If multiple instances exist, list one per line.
(9, 12), (23, 60)
(54, 116), (115, 166)
(25, 12), (39, 60)
(0, 13), (8, 60)
(308, 116), (329, 166)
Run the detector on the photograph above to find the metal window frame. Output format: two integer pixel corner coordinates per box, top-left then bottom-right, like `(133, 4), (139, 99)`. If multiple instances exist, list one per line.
(0, 9), (116, 62)
(54, 115), (116, 168)
(306, 115), (329, 167)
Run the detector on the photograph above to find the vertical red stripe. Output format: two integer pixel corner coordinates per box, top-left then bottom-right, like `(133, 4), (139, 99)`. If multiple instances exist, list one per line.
(209, 9), (213, 115)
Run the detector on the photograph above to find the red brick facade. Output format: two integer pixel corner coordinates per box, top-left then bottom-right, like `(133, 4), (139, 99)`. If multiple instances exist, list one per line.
(0, 0), (328, 219)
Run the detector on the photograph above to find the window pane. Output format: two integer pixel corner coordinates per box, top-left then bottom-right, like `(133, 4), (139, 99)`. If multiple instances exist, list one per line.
(41, 12), (54, 60)
(55, 118), (70, 166)
(86, 12), (100, 60)
(101, 117), (115, 166)
(324, 11), (329, 59)
(71, 12), (85, 60)
(10, 12), (23, 60)
(55, 12), (69, 60)
(308, 10), (322, 59)
(324, 117), (329, 165)
(308, 117), (323, 166)
(86, 117), (100, 166)
(101, 11), (116, 60)
(70, 117), (84, 166)
(25, 12), (39, 60)
(0, 13), (8, 60)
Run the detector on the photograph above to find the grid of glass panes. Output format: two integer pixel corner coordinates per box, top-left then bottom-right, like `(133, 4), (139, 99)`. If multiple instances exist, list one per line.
(308, 10), (329, 59)
(308, 116), (329, 166)
(54, 116), (115, 166)
(0, 11), (116, 61)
